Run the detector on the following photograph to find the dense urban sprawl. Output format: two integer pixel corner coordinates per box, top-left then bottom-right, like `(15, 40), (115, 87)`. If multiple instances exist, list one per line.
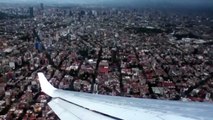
(0, 4), (213, 119)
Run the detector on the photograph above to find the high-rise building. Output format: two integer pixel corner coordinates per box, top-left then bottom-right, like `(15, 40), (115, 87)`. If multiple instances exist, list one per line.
(69, 10), (73, 16)
(29, 7), (34, 17)
(40, 3), (44, 10)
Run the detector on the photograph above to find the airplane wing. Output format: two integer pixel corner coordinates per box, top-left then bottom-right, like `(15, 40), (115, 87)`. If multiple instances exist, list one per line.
(37, 72), (213, 120)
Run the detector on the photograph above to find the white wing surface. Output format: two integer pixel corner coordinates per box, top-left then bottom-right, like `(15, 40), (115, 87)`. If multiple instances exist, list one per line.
(37, 72), (213, 120)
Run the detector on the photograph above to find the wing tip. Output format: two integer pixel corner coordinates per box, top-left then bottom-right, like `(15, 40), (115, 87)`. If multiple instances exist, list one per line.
(37, 72), (57, 96)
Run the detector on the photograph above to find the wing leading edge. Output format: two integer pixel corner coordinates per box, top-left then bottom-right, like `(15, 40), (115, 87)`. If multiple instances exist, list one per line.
(37, 72), (213, 120)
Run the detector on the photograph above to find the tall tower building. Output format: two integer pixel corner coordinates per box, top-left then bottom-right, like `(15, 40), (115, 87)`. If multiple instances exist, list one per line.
(40, 3), (44, 10)
(29, 7), (34, 17)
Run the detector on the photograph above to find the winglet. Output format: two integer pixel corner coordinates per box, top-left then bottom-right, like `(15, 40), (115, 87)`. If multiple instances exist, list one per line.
(37, 72), (57, 97)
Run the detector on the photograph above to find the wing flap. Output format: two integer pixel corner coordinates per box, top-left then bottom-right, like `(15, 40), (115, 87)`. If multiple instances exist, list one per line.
(48, 98), (81, 120)
(48, 98), (115, 120)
